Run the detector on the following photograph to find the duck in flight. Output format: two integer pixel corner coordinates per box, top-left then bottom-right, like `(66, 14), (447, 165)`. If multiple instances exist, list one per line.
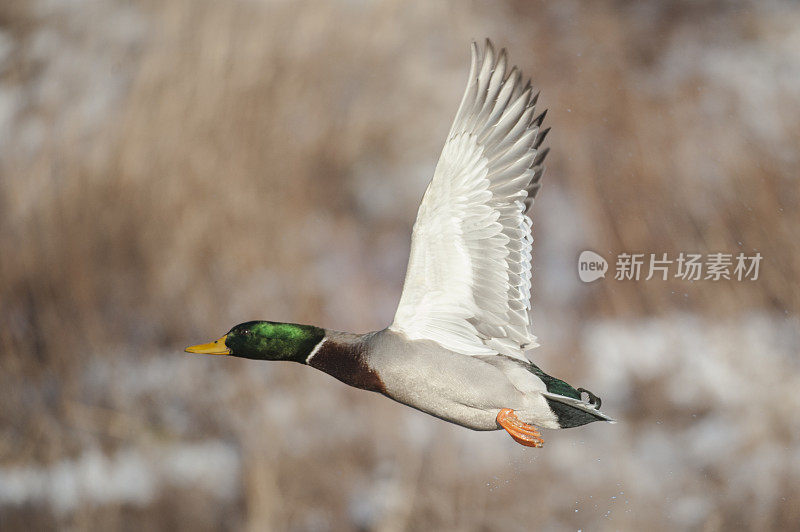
(186, 40), (615, 447)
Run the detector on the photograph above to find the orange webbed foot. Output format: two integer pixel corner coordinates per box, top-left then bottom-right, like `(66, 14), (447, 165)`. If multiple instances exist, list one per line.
(497, 408), (544, 448)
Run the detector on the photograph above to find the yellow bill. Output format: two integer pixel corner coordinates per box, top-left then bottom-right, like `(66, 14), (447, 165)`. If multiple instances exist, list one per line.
(185, 335), (231, 355)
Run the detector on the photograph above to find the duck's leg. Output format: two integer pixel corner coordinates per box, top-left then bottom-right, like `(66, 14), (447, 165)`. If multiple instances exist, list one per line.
(496, 408), (544, 448)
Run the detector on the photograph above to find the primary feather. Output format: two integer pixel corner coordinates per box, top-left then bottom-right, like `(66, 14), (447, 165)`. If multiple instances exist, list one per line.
(390, 40), (548, 362)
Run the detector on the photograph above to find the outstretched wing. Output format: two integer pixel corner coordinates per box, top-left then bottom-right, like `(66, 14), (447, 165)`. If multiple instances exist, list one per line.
(390, 40), (549, 361)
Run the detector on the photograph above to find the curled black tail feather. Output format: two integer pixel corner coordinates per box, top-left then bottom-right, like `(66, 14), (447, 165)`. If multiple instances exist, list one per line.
(577, 387), (602, 410)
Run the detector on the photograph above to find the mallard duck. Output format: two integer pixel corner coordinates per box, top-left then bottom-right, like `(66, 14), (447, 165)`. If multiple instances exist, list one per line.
(186, 40), (615, 447)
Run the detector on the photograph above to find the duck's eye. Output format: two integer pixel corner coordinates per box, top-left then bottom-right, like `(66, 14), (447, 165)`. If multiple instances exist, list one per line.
(241, 329), (250, 336)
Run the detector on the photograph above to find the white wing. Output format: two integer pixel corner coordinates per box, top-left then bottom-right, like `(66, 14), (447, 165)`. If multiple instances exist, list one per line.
(390, 40), (549, 362)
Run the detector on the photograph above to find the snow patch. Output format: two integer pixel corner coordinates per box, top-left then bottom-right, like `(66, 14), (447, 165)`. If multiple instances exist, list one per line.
(0, 441), (240, 512)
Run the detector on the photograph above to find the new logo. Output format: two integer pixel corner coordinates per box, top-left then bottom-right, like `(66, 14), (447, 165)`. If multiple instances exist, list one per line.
(578, 250), (608, 283)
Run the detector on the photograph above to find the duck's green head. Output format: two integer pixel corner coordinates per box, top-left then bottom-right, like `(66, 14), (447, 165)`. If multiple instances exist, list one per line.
(185, 321), (325, 363)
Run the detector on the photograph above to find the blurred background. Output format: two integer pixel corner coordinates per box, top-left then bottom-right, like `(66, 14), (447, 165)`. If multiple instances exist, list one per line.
(1, 0), (798, 530)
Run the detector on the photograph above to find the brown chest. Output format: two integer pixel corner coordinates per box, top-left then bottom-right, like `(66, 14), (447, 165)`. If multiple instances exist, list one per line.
(308, 339), (386, 394)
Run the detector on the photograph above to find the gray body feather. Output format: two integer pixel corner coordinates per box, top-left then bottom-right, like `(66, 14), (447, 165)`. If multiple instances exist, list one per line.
(357, 329), (615, 431)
